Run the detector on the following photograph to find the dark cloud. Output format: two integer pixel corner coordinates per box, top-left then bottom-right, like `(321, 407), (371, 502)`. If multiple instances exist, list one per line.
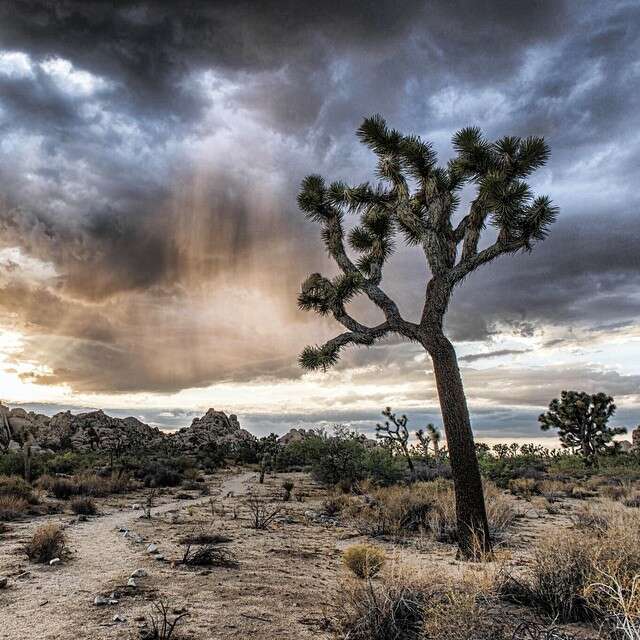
(0, 0), (638, 414)
(459, 349), (531, 363)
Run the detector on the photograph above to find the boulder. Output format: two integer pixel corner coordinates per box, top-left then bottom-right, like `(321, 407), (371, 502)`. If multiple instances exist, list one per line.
(171, 408), (255, 453)
(633, 425), (640, 450)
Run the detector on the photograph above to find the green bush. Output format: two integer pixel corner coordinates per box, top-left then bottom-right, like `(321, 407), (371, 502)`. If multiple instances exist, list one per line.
(343, 544), (385, 578)
(0, 475), (38, 503)
(362, 447), (405, 486)
(70, 496), (97, 515)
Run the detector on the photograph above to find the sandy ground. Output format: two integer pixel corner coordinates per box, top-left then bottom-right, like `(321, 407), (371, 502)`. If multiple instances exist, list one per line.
(0, 471), (588, 640)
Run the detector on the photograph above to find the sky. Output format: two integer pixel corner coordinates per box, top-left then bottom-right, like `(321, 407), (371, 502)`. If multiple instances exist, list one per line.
(0, 1), (639, 442)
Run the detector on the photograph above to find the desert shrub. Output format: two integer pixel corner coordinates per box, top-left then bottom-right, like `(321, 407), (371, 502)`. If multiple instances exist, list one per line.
(77, 472), (131, 496)
(343, 544), (386, 579)
(501, 501), (640, 626)
(508, 478), (540, 499)
(245, 493), (283, 530)
(335, 564), (524, 640)
(345, 480), (516, 543)
(310, 434), (367, 488)
(412, 462), (452, 482)
(281, 480), (294, 501)
(0, 451), (26, 477)
(623, 494), (640, 509)
(335, 570), (428, 640)
(322, 493), (351, 517)
(25, 523), (67, 563)
(0, 475), (38, 503)
(70, 496), (97, 515)
(362, 447), (405, 486)
(37, 475), (76, 499)
(37, 472), (131, 498)
(143, 600), (189, 640)
(0, 495), (30, 520)
(181, 539), (237, 567)
(501, 536), (595, 622)
(143, 466), (183, 488)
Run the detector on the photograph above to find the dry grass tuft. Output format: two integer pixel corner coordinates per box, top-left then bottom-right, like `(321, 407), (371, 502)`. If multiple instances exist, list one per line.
(344, 480), (516, 544)
(70, 496), (97, 515)
(500, 499), (640, 630)
(25, 523), (67, 563)
(343, 544), (386, 579)
(0, 495), (30, 521)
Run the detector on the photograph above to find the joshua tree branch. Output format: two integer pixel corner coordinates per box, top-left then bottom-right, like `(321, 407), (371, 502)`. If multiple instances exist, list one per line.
(449, 236), (526, 285)
(325, 217), (417, 337)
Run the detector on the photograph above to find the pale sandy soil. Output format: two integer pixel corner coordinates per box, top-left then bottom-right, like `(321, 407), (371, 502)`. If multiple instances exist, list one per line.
(0, 470), (591, 640)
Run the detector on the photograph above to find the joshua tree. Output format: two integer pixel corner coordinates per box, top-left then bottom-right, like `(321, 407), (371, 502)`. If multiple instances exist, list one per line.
(376, 407), (414, 473)
(416, 423), (441, 458)
(539, 391), (625, 467)
(297, 115), (557, 556)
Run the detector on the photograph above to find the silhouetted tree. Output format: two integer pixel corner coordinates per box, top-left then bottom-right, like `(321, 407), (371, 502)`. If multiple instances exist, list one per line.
(375, 407), (414, 473)
(539, 391), (625, 467)
(297, 115), (557, 556)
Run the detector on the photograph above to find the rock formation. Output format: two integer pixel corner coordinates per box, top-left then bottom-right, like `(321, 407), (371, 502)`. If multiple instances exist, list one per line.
(633, 425), (640, 450)
(172, 409), (254, 453)
(0, 404), (254, 455)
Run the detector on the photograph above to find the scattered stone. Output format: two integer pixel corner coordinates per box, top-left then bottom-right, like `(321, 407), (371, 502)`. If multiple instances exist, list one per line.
(49, 558), (60, 566)
(77, 514), (87, 522)
(113, 614), (127, 623)
(0, 577), (7, 589)
(153, 554), (165, 562)
(146, 543), (158, 554)
(94, 595), (119, 606)
(130, 568), (148, 578)
(132, 503), (141, 510)
(127, 578), (137, 588)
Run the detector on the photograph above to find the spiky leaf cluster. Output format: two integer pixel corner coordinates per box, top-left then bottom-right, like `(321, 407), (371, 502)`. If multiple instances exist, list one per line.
(297, 115), (557, 371)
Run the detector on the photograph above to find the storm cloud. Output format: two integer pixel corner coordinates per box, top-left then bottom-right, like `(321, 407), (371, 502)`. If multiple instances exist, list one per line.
(0, 1), (639, 436)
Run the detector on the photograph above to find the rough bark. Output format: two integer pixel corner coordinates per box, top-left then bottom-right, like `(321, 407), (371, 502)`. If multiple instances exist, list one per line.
(425, 332), (491, 557)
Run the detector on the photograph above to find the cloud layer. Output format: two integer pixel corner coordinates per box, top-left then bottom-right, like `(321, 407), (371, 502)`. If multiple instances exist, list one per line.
(0, 1), (639, 435)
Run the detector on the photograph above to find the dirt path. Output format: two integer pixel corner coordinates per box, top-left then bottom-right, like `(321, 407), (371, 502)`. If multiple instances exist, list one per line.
(0, 471), (256, 640)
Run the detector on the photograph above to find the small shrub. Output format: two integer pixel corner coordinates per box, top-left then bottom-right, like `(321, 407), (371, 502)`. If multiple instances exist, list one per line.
(0, 475), (38, 503)
(142, 600), (188, 640)
(335, 571), (427, 640)
(181, 543), (237, 567)
(37, 475), (76, 500)
(70, 496), (97, 515)
(281, 480), (294, 501)
(508, 478), (540, 499)
(245, 494), (283, 530)
(25, 523), (67, 563)
(144, 466), (183, 488)
(623, 494), (640, 509)
(178, 532), (232, 546)
(0, 495), (30, 520)
(343, 544), (385, 579)
(501, 501), (640, 625)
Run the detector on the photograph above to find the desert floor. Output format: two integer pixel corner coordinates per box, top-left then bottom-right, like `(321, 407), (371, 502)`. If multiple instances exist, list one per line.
(0, 469), (593, 640)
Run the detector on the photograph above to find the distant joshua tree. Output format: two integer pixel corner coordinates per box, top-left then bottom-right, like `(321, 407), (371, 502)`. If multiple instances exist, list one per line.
(416, 423), (442, 458)
(297, 115), (557, 556)
(539, 391), (625, 467)
(375, 407), (414, 473)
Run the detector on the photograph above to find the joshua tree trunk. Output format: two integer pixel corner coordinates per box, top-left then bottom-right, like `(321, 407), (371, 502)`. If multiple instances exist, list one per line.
(425, 331), (491, 557)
